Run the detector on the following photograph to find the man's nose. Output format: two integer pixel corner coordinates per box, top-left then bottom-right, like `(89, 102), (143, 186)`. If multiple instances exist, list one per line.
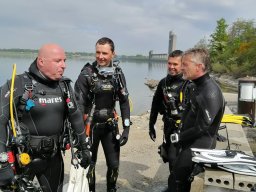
(61, 60), (66, 68)
(99, 53), (104, 59)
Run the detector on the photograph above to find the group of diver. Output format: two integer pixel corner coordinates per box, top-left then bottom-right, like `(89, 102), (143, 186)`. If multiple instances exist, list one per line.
(0, 37), (226, 192)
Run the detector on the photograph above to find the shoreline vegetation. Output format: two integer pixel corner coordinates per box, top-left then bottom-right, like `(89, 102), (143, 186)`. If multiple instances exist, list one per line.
(0, 48), (150, 62)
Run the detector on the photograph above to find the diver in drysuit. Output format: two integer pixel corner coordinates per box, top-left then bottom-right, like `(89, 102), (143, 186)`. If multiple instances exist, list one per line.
(0, 44), (91, 192)
(169, 48), (225, 192)
(74, 37), (130, 192)
(148, 50), (188, 191)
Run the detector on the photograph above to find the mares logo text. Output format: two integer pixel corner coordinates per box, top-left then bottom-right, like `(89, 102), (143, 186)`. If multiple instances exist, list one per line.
(39, 97), (62, 104)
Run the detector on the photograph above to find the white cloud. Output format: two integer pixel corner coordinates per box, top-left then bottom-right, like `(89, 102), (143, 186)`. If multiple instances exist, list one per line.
(0, 0), (255, 55)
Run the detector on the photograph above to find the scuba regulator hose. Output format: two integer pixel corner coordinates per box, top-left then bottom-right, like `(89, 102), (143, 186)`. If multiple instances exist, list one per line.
(10, 64), (31, 166)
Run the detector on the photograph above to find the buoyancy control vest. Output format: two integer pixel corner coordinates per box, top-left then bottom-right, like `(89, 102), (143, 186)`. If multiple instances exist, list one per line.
(12, 72), (77, 158)
(161, 74), (190, 119)
(81, 61), (129, 105)
(75, 60), (130, 129)
(16, 73), (71, 132)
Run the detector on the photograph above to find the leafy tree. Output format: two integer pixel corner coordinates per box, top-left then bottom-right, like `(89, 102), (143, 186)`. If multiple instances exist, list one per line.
(209, 18), (228, 59)
(209, 18), (256, 77)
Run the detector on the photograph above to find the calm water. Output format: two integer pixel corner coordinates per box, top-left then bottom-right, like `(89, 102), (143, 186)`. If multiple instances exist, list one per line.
(0, 56), (167, 115)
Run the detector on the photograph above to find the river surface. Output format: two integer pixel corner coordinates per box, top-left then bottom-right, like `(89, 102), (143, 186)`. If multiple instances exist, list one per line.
(0, 56), (167, 115)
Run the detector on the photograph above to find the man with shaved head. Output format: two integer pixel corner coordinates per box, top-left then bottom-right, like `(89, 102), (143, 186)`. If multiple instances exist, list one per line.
(0, 43), (91, 191)
(37, 44), (67, 81)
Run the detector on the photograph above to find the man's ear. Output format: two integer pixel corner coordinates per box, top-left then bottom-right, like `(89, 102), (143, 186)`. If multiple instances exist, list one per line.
(112, 51), (116, 59)
(37, 57), (44, 68)
(196, 63), (203, 72)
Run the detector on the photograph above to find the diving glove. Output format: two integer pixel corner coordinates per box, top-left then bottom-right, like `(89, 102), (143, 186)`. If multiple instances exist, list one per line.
(120, 127), (130, 146)
(79, 143), (91, 169)
(149, 123), (156, 142)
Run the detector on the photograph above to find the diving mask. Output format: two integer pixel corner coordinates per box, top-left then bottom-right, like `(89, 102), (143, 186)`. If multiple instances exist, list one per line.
(97, 66), (115, 77)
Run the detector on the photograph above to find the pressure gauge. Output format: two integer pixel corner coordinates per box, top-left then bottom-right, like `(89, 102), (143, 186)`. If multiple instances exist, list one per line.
(0, 152), (8, 163)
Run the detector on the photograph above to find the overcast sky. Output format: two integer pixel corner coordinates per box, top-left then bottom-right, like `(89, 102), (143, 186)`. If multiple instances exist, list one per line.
(0, 0), (255, 55)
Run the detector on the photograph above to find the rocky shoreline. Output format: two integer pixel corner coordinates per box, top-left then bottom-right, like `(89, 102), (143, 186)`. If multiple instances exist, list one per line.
(211, 73), (238, 92)
(145, 73), (239, 92)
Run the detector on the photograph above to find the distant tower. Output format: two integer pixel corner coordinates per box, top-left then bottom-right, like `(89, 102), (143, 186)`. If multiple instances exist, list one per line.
(168, 31), (177, 55)
(149, 50), (153, 60)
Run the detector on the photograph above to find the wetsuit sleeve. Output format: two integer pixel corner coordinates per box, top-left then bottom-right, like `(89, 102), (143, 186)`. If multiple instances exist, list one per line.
(67, 83), (87, 143)
(149, 79), (163, 126)
(118, 71), (130, 127)
(74, 69), (91, 115)
(0, 76), (23, 152)
(0, 82), (10, 152)
(179, 86), (224, 142)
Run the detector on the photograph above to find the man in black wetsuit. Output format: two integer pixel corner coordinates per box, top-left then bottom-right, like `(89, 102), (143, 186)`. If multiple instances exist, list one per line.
(74, 37), (130, 192)
(148, 50), (186, 191)
(169, 48), (225, 191)
(0, 44), (91, 192)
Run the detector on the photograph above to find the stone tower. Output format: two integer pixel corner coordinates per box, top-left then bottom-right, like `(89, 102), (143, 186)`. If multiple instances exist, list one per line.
(168, 31), (177, 55)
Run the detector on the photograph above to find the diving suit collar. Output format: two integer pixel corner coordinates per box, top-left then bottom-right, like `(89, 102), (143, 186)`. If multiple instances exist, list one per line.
(28, 59), (59, 86)
(167, 73), (183, 80)
(192, 73), (210, 85)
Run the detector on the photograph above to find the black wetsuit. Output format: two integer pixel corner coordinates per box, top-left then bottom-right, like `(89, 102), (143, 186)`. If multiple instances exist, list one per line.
(0, 60), (87, 192)
(169, 73), (225, 192)
(74, 61), (130, 192)
(149, 73), (186, 189)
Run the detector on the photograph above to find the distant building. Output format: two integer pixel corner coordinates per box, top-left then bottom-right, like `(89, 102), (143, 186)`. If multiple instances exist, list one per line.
(149, 31), (177, 61)
(149, 50), (153, 60)
(168, 31), (177, 55)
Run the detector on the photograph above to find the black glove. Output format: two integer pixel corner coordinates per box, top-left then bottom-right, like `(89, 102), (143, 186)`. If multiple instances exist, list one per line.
(79, 143), (91, 169)
(149, 123), (156, 141)
(120, 127), (130, 146)
(0, 163), (14, 186)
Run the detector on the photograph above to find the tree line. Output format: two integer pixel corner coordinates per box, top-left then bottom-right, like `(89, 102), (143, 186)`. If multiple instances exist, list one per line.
(195, 18), (256, 78)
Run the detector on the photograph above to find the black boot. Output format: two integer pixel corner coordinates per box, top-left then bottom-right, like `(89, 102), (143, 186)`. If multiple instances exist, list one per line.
(175, 180), (191, 192)
(107, 167), (119, 192)
(87, 165), (96, 192)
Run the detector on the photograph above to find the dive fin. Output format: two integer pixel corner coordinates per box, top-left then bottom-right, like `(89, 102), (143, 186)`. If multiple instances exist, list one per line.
(191, 148), (256, 176)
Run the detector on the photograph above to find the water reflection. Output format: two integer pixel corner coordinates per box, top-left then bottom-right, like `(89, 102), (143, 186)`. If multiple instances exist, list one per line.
(148, 60), (167, 73)
(0, 57), (167, 115)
